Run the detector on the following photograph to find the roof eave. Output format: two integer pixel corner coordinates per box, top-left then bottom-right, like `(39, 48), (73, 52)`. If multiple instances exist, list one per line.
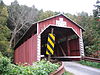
(14, 13), (85, 49)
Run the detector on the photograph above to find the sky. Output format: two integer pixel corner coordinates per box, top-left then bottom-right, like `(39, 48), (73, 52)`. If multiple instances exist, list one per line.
(3, 0), (97, 15)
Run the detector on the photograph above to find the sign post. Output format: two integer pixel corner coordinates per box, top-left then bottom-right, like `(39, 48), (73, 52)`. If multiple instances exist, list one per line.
(46, 28), (55, 61)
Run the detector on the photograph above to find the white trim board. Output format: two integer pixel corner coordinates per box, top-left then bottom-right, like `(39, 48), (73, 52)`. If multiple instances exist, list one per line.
(37, 24), (82, 61)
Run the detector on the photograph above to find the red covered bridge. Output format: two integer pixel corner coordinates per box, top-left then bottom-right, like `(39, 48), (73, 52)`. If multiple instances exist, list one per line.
(14, 14), (85, 65)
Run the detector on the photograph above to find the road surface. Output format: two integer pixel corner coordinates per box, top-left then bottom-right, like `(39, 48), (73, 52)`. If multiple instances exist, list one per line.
(63, 62), (100, 75)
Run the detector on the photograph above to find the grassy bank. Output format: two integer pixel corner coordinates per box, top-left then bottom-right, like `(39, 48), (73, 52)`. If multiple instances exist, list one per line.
(79, 60), (100, 68)
(63, 71), (74, 75)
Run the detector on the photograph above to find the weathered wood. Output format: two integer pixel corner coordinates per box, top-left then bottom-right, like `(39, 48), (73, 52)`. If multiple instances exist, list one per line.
(59, 44), (66, 56)
(82, 56), (100, 63)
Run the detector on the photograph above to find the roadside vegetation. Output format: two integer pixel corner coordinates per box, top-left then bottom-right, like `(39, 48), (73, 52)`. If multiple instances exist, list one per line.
(0, 53), (60, 75)
(63, 71), (74, 75)
(79, 60), (100, 69)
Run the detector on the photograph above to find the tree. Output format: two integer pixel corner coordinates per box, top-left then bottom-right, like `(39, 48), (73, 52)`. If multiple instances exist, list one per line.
(93, 0), (100, 17)
(7, 0), (39, 47)
(0, 1), (11, 57)
(35, 10), (55, 21)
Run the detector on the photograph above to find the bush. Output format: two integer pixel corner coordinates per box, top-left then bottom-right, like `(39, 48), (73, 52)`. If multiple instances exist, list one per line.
(0, 56), (11, 75)
(0, 56), (59, 75)
(85, 45), (100, 58)
(32, 60), (60, 75)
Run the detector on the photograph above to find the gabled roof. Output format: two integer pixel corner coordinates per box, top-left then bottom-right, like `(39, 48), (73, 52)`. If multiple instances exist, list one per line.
(14, 14), (85, 49)
(34, 14), (85, 30)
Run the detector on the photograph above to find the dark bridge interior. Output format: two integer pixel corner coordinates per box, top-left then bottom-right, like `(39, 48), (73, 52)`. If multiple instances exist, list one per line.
(41, 26), (80, 59)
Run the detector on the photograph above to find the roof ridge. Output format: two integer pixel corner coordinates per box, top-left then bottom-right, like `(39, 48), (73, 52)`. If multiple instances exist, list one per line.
(33, 13), (84, 30)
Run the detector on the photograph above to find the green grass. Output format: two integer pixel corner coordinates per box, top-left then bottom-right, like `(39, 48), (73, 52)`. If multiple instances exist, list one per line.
(63, 71), (74, 75)
(79, 60), (100, 68)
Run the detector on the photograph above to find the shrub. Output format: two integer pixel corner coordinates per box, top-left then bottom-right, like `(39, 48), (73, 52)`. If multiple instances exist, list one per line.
(0, 56), (59, 75)
(0, 56), (11, 75)
(32, 60), (60, 75)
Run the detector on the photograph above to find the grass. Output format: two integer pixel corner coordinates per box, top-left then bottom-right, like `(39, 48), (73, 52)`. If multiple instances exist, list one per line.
(63, 71), (74, 75)
(79, 60), (100, 68)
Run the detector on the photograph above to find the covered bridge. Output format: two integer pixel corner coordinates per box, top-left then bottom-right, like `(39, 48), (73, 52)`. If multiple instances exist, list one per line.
(14, 14), (85, 65)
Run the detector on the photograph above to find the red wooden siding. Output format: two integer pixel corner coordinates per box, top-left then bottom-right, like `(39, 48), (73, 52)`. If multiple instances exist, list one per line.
(14, 14), (84, 64)
(14, 34), (37, 65)
(69, 38), (80, 56)
(38, 15), (80, 36)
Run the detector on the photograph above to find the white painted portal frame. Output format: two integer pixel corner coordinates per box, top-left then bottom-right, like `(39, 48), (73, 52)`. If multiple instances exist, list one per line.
(37, 24), (83, 61)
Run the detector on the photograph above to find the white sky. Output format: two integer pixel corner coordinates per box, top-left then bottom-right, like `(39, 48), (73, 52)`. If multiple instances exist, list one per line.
(3, 0), (97, 15)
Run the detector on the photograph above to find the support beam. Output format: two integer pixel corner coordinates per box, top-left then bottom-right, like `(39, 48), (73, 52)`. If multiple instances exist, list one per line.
(67, 36), (70, 56)
(59, 44), (66, 56)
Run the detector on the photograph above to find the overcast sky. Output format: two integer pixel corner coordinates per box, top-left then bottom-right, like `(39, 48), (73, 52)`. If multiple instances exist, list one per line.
(3, 0), (97, 15)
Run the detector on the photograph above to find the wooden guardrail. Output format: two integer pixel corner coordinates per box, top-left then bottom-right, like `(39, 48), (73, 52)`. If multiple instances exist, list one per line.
(82, 56), (100, 63)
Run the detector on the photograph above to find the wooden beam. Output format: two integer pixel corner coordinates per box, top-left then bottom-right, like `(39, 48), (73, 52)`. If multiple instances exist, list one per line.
(67, 36), (70, 56)
(57, 42), (66, 56)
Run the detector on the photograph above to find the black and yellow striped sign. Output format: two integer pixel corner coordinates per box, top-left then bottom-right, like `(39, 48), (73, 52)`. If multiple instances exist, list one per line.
(46, 33), (55, 55)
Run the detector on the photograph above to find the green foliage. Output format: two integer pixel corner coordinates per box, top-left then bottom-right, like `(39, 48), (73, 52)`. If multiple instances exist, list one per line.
(63, 72), (67, 75)
(0, 56), (59, 75)
(0, 25), (10, 40)
(79, 60), (100, 68)
(0, 4), (8, 25)
(36, 10), (55, 21)
(0, 56), (11, 75)
(83, 18), (100, 57)
(33, 60), (60, 75)
(0, 1), (12, 58)
(63, 71), (74, 75)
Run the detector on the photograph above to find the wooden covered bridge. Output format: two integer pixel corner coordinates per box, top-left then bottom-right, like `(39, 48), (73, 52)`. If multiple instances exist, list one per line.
(14, 14), (85, 65)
